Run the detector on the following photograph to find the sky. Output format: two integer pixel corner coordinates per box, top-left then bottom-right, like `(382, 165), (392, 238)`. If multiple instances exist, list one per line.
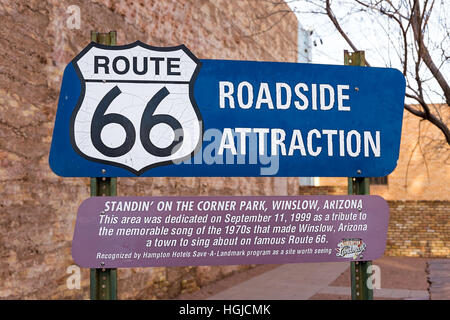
(286, 0), (449, 104)
(287, 0), (393, 66)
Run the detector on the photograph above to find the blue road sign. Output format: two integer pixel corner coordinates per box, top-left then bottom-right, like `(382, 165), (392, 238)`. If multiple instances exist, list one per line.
(49, 41), (405, 177)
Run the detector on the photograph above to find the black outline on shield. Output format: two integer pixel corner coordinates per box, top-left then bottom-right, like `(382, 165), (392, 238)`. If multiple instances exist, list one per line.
(69, 41), (203, 176)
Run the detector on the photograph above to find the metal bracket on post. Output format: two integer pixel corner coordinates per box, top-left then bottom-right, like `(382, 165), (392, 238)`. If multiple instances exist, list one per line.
(89, 31), (118, 300)
(345, 50), (373, 301)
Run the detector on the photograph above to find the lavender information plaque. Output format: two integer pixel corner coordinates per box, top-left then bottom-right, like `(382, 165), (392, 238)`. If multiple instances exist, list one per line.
(72, 196), (389, 268)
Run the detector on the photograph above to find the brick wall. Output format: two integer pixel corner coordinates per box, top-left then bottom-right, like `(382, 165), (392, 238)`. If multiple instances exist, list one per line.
(0, 0), (298, 299)
(385, 200), (450, 258)
(298, 185), (347, 195)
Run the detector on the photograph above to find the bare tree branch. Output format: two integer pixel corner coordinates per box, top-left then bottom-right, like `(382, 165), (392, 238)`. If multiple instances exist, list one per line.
(325, 0), (372, 66)
(410, 0), (450, 104)
(404, 97), (450, 144)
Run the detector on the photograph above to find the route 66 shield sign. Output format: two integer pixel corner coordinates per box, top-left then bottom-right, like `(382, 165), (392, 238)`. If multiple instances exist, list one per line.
(50, 41), (202, 176)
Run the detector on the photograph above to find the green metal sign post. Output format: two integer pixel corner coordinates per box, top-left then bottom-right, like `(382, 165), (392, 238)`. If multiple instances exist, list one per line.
(349, 176), (373, 300)
(345, 50), (374, 300)
(89, 31), (118, 300)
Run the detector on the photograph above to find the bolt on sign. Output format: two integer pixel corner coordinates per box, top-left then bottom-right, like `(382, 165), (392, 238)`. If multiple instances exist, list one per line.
(71, 195), (390, 268)
(49, 41), (406, 177)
